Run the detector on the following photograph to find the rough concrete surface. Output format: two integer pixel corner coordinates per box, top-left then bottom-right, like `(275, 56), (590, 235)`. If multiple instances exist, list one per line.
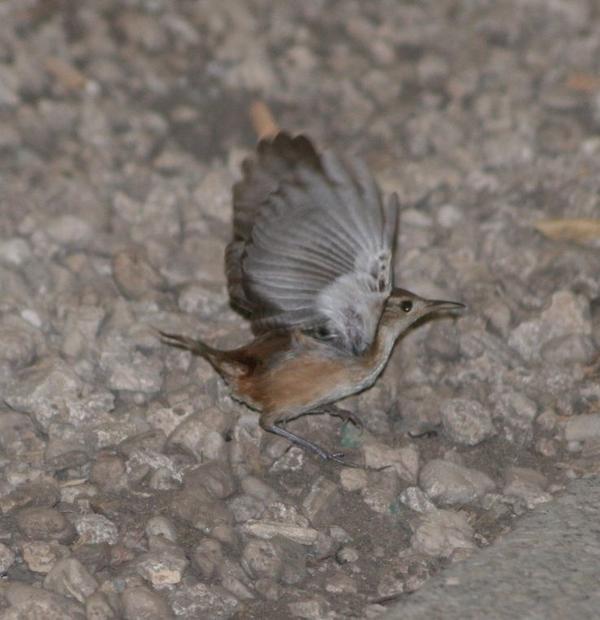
(0, 0), (599, 618)
(384, 475), (600, 620)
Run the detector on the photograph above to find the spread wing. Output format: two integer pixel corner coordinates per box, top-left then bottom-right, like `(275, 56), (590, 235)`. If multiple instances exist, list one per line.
(225, 132), (399, 354)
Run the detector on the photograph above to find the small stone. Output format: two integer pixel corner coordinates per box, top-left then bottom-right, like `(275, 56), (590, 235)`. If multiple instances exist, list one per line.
(411, 509), (476, 557)
(46, 215), (94, 247)
(503, 467), (552, 509)
(440, 399), (496, 446)
(86, 592), (117, 619)
(192, 538), (223, 579)
(170, 481), (233, 533)
(336, 546), (359, 564)
(228, 494), (267, 523)
(0, 238), (31, 266)
(302, 476), (340, 526)
(17, 507), (77, 543)
(45, 432), (91, 473)
(325, 571), (358, 594)
(0, 542), (15, 573)
(494, 391), (538, 438)
(535, 438), (558, 457)
(541, 334), (596, 364)
(90, 454), (127, 492)
(5, 583), (86, 619)
(419, 459), (496, 505)
(240, 476), (279, 503)
(288, 596), (329, 619)
(362, 443), (420, 483)
(44, 557), (99, 603)
(73, 513), (119, 545)
(145, 516), (178, 542)
(565, 414), (600, 441)
(136, 536), (189, 588)
(218, 557), (254, 600)
(361, 469), (400, 514)
(0, 321), (37, 369)
(536, 409), (558, 432)
(168, 409), (229, 462)
(399, 486), (437, 513)
(122, 586), (174, 620)
(21, 541), (69, 573)
(4, 356), (115, 430)
(241, 539), (282, 581)
(99, 332), (164, 394)
(509, 291), (591, 361)
(241, 521), (318, 546)
(340, 468), (368, 492)
(111, 246), (166, 301)
(168, 582), (238, 619)
(0, 410), (45, 462)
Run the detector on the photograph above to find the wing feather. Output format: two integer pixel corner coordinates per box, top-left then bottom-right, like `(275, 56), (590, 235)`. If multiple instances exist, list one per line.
(226, 132), (398, 353)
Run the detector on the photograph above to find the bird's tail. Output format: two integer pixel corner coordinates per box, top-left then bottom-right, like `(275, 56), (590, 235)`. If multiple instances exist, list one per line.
(159, 330), (216, 359)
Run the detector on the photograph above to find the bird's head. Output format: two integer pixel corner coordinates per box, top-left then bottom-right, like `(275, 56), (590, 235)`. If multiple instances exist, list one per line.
(381, 288), (465, 335)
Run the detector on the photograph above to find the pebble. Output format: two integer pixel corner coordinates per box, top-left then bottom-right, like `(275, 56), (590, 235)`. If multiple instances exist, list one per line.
(0, 410), (45, 462)
(111, 246), (166, 301)
(16, 507), (77, 543)
(136, 535), (189, 588)
(121, 586), (174, 620)
(21, 541), (69, 573)
(541, 334), (596, 364)
(145, 516), (178, 542)
(288, 596), (330, 619)
(440, 398), (496, 446)
(0, 542), (15, 573)
(241, 521), (319, 546)
(509, 291), (592, 361)
(192, 538), (223, 579)
(362, 442), (420, 483)
(0, 322), (37, 369)
(44, 557), (99, 603)
(99, 332), (164, 394)
(564, 414), (600, 441)
(4, 356), (115, 430)
(411, 509), (476, 557)
(503, 467), (552, 509)
(302, 476), (340, 526)
(336, 546), (360, 564)
(399, 486), (437, 513)
(5, 582), (86, 619)
(419, 459), (496, 505)
(86, 592), (118, 619)
(73, 513), (119, 545)
(340, 468), (368, 492)
(169, 582), (239, 620)
(168, 410), (229, 462)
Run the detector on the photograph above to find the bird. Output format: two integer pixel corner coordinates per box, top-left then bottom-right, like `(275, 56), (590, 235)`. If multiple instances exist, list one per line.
(160, 131), (464, 464)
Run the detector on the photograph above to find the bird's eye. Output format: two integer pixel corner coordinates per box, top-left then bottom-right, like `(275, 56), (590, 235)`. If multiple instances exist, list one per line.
(315, 326), (330, 339)
(401, 300), (413, 313)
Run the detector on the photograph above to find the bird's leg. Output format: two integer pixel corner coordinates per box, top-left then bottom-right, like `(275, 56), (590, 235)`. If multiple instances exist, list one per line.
(285, 405), (363, 428)
(261, 420), (358, 466)
(313, 404), (363, 428)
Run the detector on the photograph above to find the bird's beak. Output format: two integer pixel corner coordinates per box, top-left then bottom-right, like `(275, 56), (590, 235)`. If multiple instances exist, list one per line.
(425, 299), (466, 312)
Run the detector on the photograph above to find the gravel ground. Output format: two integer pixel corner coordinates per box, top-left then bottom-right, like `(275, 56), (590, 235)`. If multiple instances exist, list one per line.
(0, 1), (599, 618)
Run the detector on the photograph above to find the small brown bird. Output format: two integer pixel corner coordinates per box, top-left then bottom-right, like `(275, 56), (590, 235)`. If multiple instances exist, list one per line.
(161, 132), (464, 464)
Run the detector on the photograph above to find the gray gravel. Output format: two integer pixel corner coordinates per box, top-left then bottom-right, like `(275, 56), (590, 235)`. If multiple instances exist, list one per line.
(0, 0), (599, 618)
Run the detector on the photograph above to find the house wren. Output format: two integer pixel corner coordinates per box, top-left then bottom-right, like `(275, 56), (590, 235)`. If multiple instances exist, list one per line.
(161, 132), (464, 464)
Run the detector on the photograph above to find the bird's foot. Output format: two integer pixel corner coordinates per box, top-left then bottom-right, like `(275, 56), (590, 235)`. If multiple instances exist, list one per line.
(265, 423), (359, 467)
(317, 406), (363, 429)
